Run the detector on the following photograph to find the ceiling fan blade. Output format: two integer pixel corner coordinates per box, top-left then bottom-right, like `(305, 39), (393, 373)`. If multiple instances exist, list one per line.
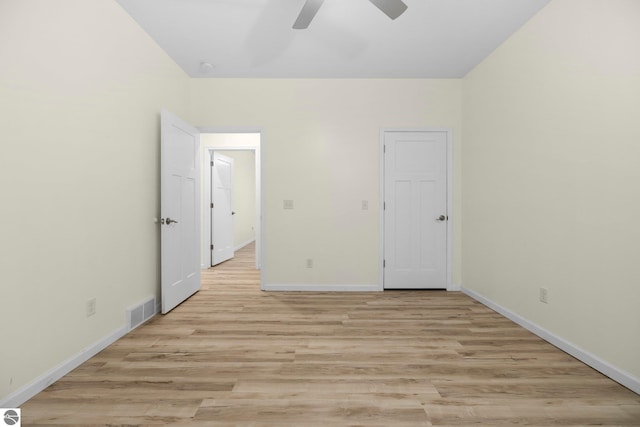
(293, 0), (325, 29)
(368, 0), (408, 20)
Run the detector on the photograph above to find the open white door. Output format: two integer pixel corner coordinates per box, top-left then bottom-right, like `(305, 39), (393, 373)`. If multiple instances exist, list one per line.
(384, 130), (448, 289)
(161, 110), (200, 313)
(211, 152), (235, 265)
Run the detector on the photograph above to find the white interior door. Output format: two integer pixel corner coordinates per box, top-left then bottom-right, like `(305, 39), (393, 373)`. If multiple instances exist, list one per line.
(211, 152), (234, 266)
(161, 110), (200, 313)
(384, 130), (448, 289)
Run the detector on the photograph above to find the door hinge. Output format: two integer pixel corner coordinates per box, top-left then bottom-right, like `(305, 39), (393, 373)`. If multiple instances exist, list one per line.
(383, 202), (386, 210)
(211, 161), (214, 167)
(383, 260), (386, 268)
(210, 244), (214, 250)
(211, 203), (214, 209)
(383, 145), (386, 153)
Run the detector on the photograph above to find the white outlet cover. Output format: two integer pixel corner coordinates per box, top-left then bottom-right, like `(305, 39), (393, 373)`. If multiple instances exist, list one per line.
(539, 288), (549, 303)
(86, 298), (97, 317)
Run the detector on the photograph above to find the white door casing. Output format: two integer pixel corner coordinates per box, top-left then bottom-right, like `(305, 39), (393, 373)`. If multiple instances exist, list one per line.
(161, 110), (201, 313)
(211, 152), (235, 266)
(383, 130), (449, 289)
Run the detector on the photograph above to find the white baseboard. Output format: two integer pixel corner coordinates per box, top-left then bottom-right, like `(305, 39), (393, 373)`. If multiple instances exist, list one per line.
(264, 283), (461, 292)
(234, 239), (255, 252)
(461, 286), (640, 395)
(0, 326), (127, 408)
(262, 283), (382, 292)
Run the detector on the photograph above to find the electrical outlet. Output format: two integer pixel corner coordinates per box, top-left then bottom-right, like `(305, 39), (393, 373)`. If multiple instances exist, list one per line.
(283, 200), (294, 210)
(539, 288), (549, 304)
(306, 259), (313, 268)
(86, 297), (97, 317)
(361, 200), (369, 210)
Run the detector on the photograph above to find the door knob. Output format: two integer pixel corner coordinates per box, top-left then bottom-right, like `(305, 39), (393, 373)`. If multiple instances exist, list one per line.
(436, 215), (446, 221)
(232, 211), (236, 215)
(165, 217), (179, 224)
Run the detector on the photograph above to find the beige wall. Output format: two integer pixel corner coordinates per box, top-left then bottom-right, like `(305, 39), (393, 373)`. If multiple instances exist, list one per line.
(189, 79), (462, 287)
(462, 0), (640, 380)
(0, 0), (189, 400)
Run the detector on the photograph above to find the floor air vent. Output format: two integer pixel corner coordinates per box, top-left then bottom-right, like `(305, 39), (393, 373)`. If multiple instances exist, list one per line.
(126, 296), (157, 331)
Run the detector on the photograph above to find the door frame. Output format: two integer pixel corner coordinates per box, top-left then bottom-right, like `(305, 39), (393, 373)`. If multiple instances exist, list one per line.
(199, 128), (263, 284)
(379, 128), (454, 291)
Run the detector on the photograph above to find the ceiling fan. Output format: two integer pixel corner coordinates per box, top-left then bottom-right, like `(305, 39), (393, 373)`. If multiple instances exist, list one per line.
(293, 0), (408, 29)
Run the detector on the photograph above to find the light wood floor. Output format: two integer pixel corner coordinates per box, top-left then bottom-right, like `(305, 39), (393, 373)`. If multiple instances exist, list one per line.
(23, 243), (640, 425)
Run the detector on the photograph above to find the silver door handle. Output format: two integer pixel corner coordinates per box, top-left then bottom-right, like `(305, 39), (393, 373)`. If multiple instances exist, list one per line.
(436, 215), (446, 221)
(165, 217), (179, 224)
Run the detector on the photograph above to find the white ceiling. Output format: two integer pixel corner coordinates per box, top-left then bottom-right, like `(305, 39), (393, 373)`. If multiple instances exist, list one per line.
(115, 0), (550, 78)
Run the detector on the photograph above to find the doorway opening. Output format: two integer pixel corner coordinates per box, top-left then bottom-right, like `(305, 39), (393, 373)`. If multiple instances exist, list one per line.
(200, 131), (262, 274)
